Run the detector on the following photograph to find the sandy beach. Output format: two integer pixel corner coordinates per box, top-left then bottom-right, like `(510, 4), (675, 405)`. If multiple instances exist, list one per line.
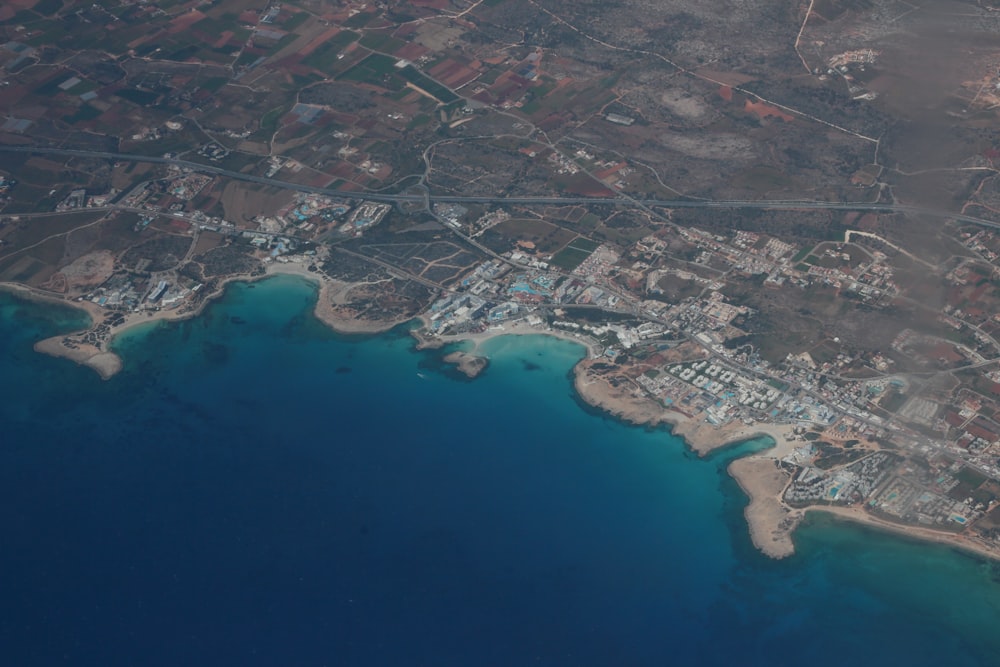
(267, 262), (408, 334)
(4, 260), (411, 380)
(31, 337), (122, 380)
(727, 455), (1000, 562)
(0, 281), (124, 379)
(11, 271), (1000, 564)
(8, 263), (593, 382)
(0, 280), (102, 323)
(418, 319), (606, 379)
(804, 505), (1000, 562)
(8, 273), (254, 380)
(673, 420), (797, 457)
(436, 321), (600, 358)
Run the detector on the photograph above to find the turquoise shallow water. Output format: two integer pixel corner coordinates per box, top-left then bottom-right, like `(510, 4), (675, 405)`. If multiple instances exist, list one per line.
(2, 275), (1000, 666)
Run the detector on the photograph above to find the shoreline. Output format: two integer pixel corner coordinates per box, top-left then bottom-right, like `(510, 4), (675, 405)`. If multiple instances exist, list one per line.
(565, 349), (812, 558)
(442, 350), (489, 378)
(725, 450), (1000, 563)
(7, 274), (999, 564)
(562, 350), (1000, 562)
(423, 319), (599, 379)
(0, 282), (123, 379)
(570, 352), (798, 455)
(801, 505), (1000, 563)
(266, 262), (411, 335)
(2, 261), (406, 380)
(727, 457), (801, 559)
(433, 321), (599, 358)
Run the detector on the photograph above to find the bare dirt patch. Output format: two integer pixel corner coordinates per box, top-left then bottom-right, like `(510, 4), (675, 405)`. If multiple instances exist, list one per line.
(59, 250), (116, 294)
(658, 131), (754, 161)
(744, 99), (794, 122)
(220, 182), (295, 224)
(660, 89), (710, 121)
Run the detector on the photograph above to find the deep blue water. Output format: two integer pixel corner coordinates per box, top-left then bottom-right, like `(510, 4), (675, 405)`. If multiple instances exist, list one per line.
(3, 275), (1000, 666)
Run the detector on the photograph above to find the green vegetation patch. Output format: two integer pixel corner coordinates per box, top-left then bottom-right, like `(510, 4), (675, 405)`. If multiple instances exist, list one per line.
(200, 76), (229, 92)
(268, 32), (299, 54)
(290, 72), (324, 88)
(128, 131), (201, 157)
(0, 257), (47, 283)
(33, 77), (66, 97)
(26, 21), (70, 47)
(550, 236), (599, 271)
(732, 165), (795, 191)
(533, 78), (557, 97)
(477, 68), (501, 85)
(234, 50), (261, 68)
(282, 11), (311, 30)
(260, 104), (291, 132)
(956, 467), (987, 487)
(881, 390), (908, 413)
(791, 244), (814, 262)
(568, 236), (599, 252)
(194, 46), (234, 65)
(0, 210), (106, 249)
(342, 12), (375, 28)
(302, 30), (361, 71)
(33, 0), (64, 16)
(348, 52), (397, 76)
(66, 79), (97, 95)
(549, 246), (591, 270)
(62, 104), (101, 124)
(359, 31), (406, 53)
(134, 42), (160, 58)
(164, 43), (200, 62)
(519, 98), (541, 114)
(337, 52), (403, 88)
(598, 73), (622, 90)
(6, 9), (39, 26)
(407, 113), (432, 129)
(399, 65), (459, 104)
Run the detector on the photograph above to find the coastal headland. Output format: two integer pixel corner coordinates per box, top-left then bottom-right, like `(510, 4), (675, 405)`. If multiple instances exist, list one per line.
(569, 354), (1000, 562)
(571, 353), (804, 557)
(1, 260), (408, 381)
(8, 0), (1000, 657)
(5, 270), (1000, 565)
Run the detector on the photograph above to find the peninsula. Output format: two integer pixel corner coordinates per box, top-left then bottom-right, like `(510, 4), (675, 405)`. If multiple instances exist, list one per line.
(4, 0), (1000, 564)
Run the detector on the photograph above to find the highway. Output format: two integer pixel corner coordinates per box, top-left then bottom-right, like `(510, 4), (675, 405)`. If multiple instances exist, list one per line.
(4, 145), (1000, 231)
(8, 146), (1000, 479)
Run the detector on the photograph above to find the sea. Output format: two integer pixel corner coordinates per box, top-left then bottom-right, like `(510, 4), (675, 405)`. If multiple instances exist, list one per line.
(2, 274), (1000, 667)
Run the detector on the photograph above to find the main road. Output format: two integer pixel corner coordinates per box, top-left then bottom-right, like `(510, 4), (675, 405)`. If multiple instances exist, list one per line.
(9, 147), (1000, 478)
(3, 144), (1000, 230)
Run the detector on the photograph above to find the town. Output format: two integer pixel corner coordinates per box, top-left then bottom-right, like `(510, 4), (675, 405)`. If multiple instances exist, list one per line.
(3, 0), (1000, 560)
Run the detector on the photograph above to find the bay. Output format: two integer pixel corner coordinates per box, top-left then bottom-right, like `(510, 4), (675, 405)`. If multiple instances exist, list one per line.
(2, 276), (999, 666)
